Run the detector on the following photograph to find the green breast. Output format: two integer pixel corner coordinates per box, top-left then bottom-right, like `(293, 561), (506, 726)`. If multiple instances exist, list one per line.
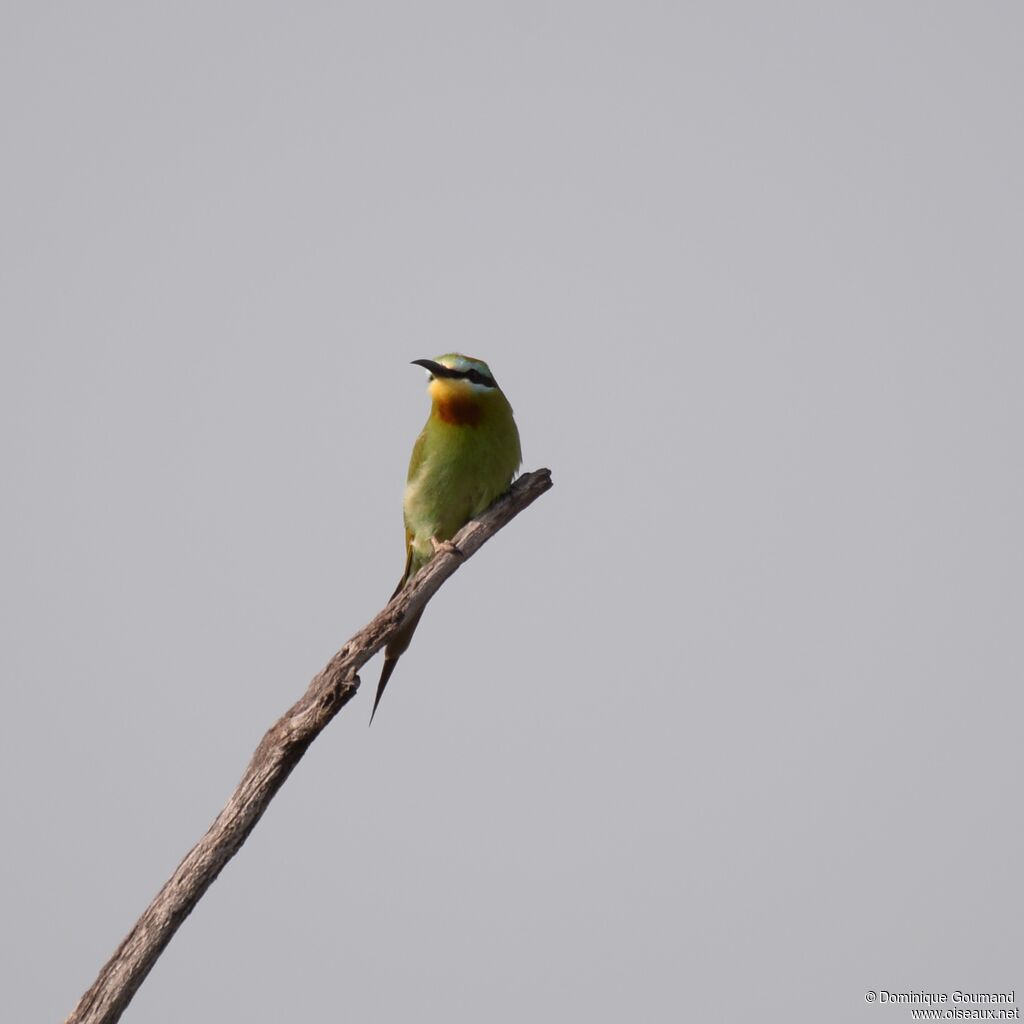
(403, 392), (521, 565)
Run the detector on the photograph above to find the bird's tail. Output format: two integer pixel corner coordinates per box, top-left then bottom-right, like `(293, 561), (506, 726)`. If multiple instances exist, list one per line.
(370, 606), (425, 724)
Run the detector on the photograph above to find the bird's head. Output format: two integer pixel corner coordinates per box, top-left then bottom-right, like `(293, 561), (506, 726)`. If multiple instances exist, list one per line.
(412, 354), (503, 425)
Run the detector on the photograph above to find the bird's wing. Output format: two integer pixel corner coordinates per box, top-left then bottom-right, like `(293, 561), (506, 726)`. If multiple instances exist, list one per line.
(377, 429), (428, 720)
(390, 527), (415, 600)
(390, 426), (429, 599)
(406, 426), (428, 482)
(387, 428), (428, 602)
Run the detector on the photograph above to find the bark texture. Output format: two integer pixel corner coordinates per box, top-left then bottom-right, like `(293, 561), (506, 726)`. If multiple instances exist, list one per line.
(65, 467), (553, 1024)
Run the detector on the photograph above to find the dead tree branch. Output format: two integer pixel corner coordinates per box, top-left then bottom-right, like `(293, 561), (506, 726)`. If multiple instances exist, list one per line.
(65, 468), (553, 1024)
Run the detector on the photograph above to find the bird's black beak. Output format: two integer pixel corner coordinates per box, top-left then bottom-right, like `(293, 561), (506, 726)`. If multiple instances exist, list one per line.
(411, 358), (453, 378)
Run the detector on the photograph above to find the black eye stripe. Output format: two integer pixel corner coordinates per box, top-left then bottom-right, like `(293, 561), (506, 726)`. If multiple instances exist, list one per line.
(432, 365), (497, 388)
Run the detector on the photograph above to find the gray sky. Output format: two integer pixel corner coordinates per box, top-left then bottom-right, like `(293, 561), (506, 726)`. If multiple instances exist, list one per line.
(3, 4), (1022, 1022)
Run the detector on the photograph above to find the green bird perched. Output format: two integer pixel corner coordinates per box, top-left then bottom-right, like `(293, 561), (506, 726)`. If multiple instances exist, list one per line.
(371, 354), (522, 722)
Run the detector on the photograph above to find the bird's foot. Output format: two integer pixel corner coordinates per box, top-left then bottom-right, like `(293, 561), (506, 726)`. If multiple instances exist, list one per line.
(431, 537), (464, 559)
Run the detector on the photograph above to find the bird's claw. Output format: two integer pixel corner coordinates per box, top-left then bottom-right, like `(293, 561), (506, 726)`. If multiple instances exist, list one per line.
(431, 537), (463, 558)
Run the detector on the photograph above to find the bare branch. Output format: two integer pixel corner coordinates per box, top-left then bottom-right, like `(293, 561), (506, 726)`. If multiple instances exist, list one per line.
(65, 468), (553, 1024)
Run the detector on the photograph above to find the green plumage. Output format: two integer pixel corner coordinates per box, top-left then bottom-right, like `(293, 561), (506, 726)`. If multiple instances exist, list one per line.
(371, 354), (521, 721)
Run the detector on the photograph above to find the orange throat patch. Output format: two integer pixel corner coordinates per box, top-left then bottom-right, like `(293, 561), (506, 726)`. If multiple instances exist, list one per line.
(435, 392), (483, 426)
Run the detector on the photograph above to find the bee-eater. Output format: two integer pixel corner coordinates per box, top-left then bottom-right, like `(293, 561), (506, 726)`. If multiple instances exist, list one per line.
(371, 354), (522, 722)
